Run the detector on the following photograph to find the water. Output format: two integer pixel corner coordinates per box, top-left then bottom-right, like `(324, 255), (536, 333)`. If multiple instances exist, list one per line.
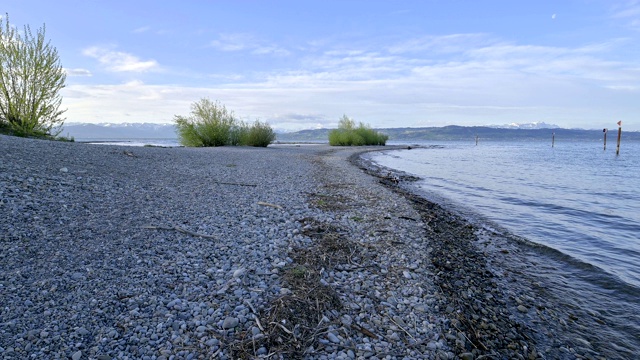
(78, 138), (181, 147)
(370, 140), (640, 355)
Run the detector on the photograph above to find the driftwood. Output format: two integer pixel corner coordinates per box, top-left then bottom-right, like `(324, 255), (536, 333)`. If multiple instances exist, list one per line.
(257, 201), (283, 210)
(350, 324), (378, 339)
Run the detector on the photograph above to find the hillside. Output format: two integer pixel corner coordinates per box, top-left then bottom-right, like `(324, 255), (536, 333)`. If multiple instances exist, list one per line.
(277, 125), (639, 142)
(61, 123), (177, 140)
(61, 123), (639, 142)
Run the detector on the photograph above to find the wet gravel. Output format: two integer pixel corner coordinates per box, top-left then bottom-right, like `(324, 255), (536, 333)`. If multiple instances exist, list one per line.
(355, 149), (639, 360)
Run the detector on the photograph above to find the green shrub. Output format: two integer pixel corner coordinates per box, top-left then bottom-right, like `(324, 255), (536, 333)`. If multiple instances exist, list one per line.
(174, 99), (275, 147)
(246, 120), (276, 147)
(228, 122), (249, 146)
(328, 115), (388, 146)
(175, 98), (235, 147)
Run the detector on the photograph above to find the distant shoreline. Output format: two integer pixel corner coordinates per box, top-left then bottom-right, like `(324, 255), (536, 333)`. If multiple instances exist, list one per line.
(61, 123), (640, 144)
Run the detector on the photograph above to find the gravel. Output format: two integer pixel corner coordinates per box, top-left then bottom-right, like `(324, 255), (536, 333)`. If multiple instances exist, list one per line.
(3, 135), (626, 359)
(0, 136), (450, 359)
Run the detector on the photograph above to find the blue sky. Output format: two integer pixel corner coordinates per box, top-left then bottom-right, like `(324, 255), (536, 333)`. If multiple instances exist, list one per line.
(3, 0), (640, 131)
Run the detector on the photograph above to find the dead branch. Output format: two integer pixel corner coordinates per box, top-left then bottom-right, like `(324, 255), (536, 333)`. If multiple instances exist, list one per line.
(142, 225), (217, 239)
(213, 181), (257, 187)
(258, 201), (284, 210)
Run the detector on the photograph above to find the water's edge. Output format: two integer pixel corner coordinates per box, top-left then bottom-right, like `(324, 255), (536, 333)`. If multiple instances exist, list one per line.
(352, 147), (640, 359)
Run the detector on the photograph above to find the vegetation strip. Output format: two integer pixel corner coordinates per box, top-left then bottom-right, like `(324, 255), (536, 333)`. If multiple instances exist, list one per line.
(231, 219), (344, 358)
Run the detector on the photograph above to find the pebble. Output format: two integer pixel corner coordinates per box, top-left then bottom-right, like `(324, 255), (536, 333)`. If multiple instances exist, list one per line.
(232, 268), (245, 278)
(222, 317), (239, 329)
(327, 332), (340, 344)
(460, 352), (474, 360)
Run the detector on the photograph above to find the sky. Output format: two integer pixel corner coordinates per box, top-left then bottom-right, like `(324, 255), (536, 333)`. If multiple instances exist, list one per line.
(3, 0), (640, 131)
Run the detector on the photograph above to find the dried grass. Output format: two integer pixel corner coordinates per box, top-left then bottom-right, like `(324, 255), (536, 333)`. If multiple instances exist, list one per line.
(231, 221), (355, 358)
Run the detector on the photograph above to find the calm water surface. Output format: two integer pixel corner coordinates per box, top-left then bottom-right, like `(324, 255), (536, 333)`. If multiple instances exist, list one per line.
(371, 140), (640, 356)
(375, 140), (640, 288)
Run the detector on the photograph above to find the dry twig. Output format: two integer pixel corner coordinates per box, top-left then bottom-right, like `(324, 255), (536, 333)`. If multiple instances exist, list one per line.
(142, 224), (217, 239)
(213, 181), (257, 187)
(257, 201), (284, 210)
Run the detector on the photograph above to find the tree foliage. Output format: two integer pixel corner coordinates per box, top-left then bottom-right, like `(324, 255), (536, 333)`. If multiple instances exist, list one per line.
(174, 98), (276, 147)
(328, 114), (389, 146)
(0, 14), (66, 137)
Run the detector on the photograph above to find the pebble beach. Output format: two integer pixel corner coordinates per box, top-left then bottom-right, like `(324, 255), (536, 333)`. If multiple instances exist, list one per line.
(1, 135), (634, 359)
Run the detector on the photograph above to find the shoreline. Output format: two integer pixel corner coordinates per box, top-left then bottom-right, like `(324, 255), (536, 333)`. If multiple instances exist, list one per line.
(1, 135), (635, 359)
(354, 147), (639, 360)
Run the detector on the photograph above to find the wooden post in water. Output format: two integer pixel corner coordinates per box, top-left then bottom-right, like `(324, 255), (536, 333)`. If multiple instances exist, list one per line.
(552, 132), (555, 147)
(475, 134), (478, 146)
(603, 128), (607, 150)
(616, 121), (622, 155)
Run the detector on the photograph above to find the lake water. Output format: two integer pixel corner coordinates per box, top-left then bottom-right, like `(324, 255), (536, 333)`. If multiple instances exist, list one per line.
(78, 138), (181, 147)
(369, 140), (640, 355)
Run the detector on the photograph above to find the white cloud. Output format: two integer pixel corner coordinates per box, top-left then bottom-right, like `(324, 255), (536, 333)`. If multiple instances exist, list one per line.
(132, 26), (151, 34)
(62, 33), (640, 131)
(388, 33), (494, 54)
(210, 33), (253, 51)
(611, 0), (640, 30)
(612, 0), (640, 18)
(64, 68), (92, 77)
(210, 33), (290, 56)
(82, 46), (160, 72)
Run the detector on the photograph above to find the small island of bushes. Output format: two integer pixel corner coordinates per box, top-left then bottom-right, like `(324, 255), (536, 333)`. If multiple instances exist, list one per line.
(174, 98), (276, 147)
(328, 115), (388, 146)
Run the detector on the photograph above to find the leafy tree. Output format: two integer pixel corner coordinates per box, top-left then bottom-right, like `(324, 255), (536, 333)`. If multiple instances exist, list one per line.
(0, 13), (66, 137)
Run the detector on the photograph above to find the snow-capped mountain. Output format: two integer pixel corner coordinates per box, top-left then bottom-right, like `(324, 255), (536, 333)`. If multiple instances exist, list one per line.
(488, 122), (560, 129)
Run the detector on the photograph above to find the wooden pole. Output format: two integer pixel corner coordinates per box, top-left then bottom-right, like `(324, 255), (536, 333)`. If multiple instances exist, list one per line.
(475, 134), (478, 146)
(616, 126), (622, 155)
(603, 128), (607, 150)
(552, 132), (555, 147)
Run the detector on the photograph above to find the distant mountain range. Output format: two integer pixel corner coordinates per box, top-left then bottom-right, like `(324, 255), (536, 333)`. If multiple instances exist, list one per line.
(61, 123), (177, 140)
(62, 122), (638, 142)
(488, 121), (560, 129)
(276, 125), (638, 142)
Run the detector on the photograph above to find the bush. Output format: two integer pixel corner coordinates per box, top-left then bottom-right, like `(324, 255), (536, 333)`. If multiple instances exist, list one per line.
(228, 122), (249, 146)
(174, 98), (276, 147)
(246, 120), (276, 147)
(328, 115), (388, 146)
